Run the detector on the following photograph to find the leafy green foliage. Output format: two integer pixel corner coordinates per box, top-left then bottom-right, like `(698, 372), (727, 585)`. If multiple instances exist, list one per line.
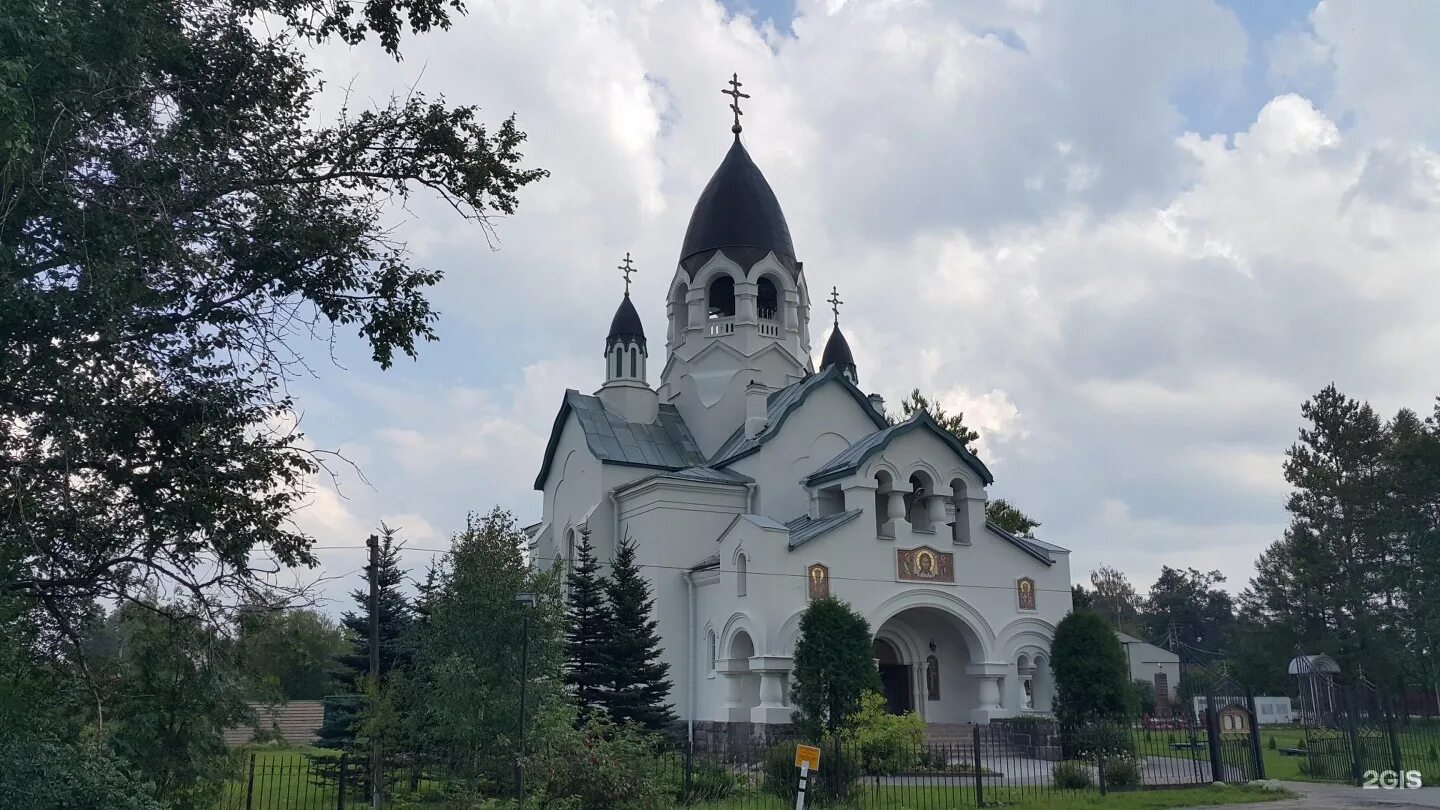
(565, 527), (613, 724)
(1103, 755), (1143, 789)
(105, 602), (251, 809)
(1142, 567), (1234, 659)
(236, 605), (347, 700)
(1087, 565), (1144, 634)
(1051, 759), (1093, 789)
(523, 713), (671, 810)
(889, 388), (980, 452)
(790, 597), (879, 734)
(0, 736), (164, 810)
(601, 536), (676, 732)
(1, 0), (545, 655)
(1238, 385), (1440, 691)
(986, 498), (1042, 537)
(407, 509), (564, 781)
(845, 691), (923, 774)
(1127, 679), (1157, 719)
(1052, 610), (1129, 729)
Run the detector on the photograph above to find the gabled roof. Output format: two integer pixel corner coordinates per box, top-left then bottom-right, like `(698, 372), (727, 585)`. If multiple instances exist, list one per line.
(613, 465), (753, 495)
(803, 410), (994, 487)
(534, 390), (706, 489)
(785, 509), (864, 550)
(984, 521), (1056, 567)
(690, 554), (720, 572)
(710, 365), (888, 466)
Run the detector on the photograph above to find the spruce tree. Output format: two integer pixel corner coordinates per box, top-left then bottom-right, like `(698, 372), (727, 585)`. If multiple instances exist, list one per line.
(316, 525), (414, 750)
(564, 527), (612, 723)
(602, 537), (676, 731)
(790, 597), (879, 734)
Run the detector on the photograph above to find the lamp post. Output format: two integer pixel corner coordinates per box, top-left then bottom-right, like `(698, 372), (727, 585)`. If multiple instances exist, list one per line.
(515, 592), (537, 806)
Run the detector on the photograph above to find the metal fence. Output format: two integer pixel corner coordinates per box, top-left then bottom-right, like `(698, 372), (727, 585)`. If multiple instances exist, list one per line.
(1299, 683), (1440, 785)
(216, 709), (1266, 809)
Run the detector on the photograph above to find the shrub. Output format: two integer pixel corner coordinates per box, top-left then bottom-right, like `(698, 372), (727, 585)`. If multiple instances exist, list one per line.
(848, 692), (923, 774)
(1296, 738), (1306, 750)
(1052, 760), (1094, 789)
(683, 759), (741, 803)
(524, 716), (669, 809)
(1103, 755), (1143, 789)
(761, 739), (860, 807)
(790, 598), (879, 735)
(1267, 737), (1277, 750)
(1429, 743), (1438, 763)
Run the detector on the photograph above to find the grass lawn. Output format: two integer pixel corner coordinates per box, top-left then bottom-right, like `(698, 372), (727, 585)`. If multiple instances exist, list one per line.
(690, 784), (1293, 809)
(1133, 724), (1440, 784)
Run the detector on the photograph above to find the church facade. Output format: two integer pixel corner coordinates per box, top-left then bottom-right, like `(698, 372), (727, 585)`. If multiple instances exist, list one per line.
(533, 111), (1072, 740)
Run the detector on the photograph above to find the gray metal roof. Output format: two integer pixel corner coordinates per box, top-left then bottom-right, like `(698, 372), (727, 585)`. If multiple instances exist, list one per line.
(803, 410), (994, 487)
(983, 521), (1055, 566)
(534, 391), (707, 489)
(614, 465), (753, 494)
(785, 509), (863, 550)
(710, 365), (888, 466)
(690, 554), (720, 571)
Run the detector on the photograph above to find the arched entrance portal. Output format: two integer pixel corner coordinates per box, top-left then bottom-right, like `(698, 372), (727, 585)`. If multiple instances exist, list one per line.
(873, 606), (983, 722)
(873, 638), (911, 715)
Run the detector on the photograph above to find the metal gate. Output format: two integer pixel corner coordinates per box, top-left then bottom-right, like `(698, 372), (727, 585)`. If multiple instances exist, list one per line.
(1301, 684), (1409, 784)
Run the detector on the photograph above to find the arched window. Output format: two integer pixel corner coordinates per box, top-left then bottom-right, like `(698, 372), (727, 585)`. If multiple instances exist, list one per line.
(707, 275), (735, 319)
(907, 472), (935, 532)
(671, 284), (690, 335)
(629, 346), (637, 377)
(564, 528), (576, 563)
(613, 348), (622, 378)
(706, 629), (717, 674)
(757, 277), (779, 320)
(736, 553), (747, 597)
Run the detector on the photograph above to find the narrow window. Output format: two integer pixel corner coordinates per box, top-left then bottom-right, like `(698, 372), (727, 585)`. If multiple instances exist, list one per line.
(707, 275), (735, 318)
(757, 277), (779, 320)
(737, 553), (747, 597)
(614, 348), (622, 378)
(706, 629), (717, 673)
(629, 347), (637, 377)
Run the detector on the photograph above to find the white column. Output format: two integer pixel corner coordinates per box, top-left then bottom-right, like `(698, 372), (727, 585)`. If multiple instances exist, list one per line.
(749, 656), (794, 725)
(716, 658), (750, 724)
(881, 490), (906, 538)
(925, 495), (947, 529)
(967, 662), (1010, 723)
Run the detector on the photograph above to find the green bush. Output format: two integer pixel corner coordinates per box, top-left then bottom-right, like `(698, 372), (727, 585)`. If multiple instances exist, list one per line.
(761, 740), (860, 807)
(1267, 737), (1277, 750)
(847, 691), (923, 774)
(683, 759), (741, 803)
(1103, 755), (1143, 789)
(524, 716), (669, 809)
(1052, 759), (1094, 789)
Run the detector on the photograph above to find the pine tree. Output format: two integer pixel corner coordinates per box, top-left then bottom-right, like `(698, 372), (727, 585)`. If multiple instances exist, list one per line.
(316, 525), (414, 750)
(602, 536), (676, 731)
(564, 527), (612, 723)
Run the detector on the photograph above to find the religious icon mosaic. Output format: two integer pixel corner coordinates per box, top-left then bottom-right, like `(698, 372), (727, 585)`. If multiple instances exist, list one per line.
(1017, 576), (1037, 610)
(896, 546), (954, 584)
(807, 563), (830, 600)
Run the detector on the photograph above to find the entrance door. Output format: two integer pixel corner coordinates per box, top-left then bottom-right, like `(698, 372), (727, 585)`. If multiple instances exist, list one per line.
(874, 639), (913, 715)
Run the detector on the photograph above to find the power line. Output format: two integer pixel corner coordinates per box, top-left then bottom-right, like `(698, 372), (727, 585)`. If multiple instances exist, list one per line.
(308, 544), (1078, 595)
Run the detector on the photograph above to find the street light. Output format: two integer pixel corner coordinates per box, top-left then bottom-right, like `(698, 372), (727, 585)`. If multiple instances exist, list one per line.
(515, 593), (537, 807)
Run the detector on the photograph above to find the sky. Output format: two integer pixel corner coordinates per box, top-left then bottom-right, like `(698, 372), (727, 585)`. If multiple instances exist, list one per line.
(276, 0), (1440, 611)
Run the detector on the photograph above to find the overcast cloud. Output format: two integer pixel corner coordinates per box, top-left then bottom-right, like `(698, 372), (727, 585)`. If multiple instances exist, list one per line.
(277, 0), (1440, 608)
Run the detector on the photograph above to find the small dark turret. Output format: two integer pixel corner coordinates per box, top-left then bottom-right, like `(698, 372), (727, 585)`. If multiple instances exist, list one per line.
(819, 286), (858, 385)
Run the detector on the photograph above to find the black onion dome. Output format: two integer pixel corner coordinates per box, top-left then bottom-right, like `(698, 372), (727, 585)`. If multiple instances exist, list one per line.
(820, 325), (855, 371)
(679, 136), (796, 277)
(607, 294), (646, 349)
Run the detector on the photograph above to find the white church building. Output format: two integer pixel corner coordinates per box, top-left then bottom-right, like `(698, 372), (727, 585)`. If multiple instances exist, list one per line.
(532, 100), (1072, 741)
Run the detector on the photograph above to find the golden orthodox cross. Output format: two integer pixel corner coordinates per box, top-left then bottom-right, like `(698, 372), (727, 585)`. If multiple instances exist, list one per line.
(619, 252), (636, 295)
(722, 73), (750, 134)
(827, 286), (843, 325)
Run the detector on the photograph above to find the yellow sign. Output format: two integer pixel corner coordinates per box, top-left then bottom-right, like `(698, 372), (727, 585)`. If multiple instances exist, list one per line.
(794, 744), (821, 771)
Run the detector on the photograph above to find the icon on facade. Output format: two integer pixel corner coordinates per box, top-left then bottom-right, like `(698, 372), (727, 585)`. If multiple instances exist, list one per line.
(1017, 577), (1036, 610)
(897, 546), (954, 583)
(807, 563), (830, 600)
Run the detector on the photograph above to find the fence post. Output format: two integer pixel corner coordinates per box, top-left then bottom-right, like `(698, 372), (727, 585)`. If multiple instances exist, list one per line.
(244, 753), (257, 810)
(1383, 692), (1403, 776)
(682, 739), (693, 805)
(1204, 691), (1224, 783)
(1343, 689), (1363, 785)
(971, 724), (984, 807)
(338, 754), (348, 810)
(1246, 688), (1266, 780)
(1095, 721), (1107, 796)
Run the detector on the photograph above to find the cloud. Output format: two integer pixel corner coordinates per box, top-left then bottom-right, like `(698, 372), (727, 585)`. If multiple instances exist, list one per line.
(274, 0), (1440, 606)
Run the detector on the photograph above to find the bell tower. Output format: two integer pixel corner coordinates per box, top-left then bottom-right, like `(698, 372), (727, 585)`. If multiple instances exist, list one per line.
(657, 76), (813, 456)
